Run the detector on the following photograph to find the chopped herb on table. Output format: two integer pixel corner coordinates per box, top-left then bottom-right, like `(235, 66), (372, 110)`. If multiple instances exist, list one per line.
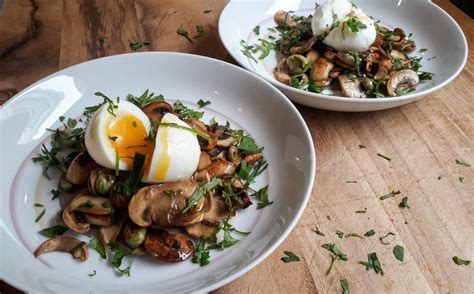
(380, 190), (401, 200)
(452, 256), (471, 266)
(358, 144), (366, 148)
(312, 226), (325, 236)
(345, 233), (363, 239)
(193, 25), (204, 38)
(377, 153), (391, 161)
(455, 159), (471, 167)
(129, 41), (150, 51)
(379, 232), (395, 245)
(336, 230), (344, 239)
(281, 251), (300, 263)
(359, 252), (384, 275)
(364, 230), (375, 237)
(340, 279), (350, 294)
(203, 9), (212, 13)
(393, 245), (404, 261)
(177, 29), (193, 44)
(321, 243), (348, 275)
(399, 196), (410, 208)
(458, 177), (465, 183)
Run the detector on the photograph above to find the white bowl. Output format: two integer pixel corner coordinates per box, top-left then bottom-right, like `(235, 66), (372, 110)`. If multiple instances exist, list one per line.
(218, 0), (468, 111)
(0, 52), (315, 292)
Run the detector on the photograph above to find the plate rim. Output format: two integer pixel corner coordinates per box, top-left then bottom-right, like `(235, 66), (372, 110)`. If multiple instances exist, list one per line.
(0, 51), (317, 293)
(218, 0), (468, 104)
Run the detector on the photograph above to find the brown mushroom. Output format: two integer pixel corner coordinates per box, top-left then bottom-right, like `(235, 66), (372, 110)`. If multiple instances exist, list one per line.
(128, 179), (207, 228)
(185, 222), (218, 239)
(186, 119), (217, 151)
(323, 51), (337, 61)
(336, 52), (356, 68)
(197, 151), (212, 171)
(311, 58), (334, 81)
(202, 195), (235, 225)
(338, 75), (367, 98)
(62, 194), (113, 233)
(144, 230), (194, 262)
(216, 136), (237, 148)
(244, 153), (263, 165)
(100, 216), (125, 245)
(142, 101), (173, 123)
(66, 152), (99, 185)
(386, 69), (419, 97)
(34, 236), (88, 261)
(207, 159), (236, 179)
(306, 50), (320, 63)
(390, 50), (407, 60)
(289, 37), (316, 55)
(275, 58), (291, 84)
(84, 214), (112, 227)
(58, 173), (74, 192)
(88, 168), (116, 195)
(274, 10), (297, 27)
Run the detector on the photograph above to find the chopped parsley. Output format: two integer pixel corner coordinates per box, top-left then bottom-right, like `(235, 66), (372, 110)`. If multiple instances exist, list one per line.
(418, 71), (434, 81)
(281, 251), (300, 263)
(459, 177), (464, 183)
(89, 239), (106, 259)
(393, 245), (404, 261)
(32, 144), (64, 180)
(38, 225), (68, 238)
(364, 230), (375, 237)
(84, 92), (119, 117)
(345, 233), (363, 239)
(164, 190), (176, 198)
(359, 144), (366, 148)
(173, 101), (204, 120)
(35, 207), (46, 223)
(237, 159), (268, 184)
(240, 39), (258, 62)
(346, 180), (357, 183)
(193, 25), (204, 38)
(251, 185), (273, 209)
(379, 232), (395, 245)
(129, 41), (150, 51)
(452, 256), (471, 266)
(192, 237), (210, 266)
(88, 270), (96, 277)
(399, 197), (410, 208)
(110, 242), (132, 276)
(419, 48), (428, 53)
(177, 29), (193, 44)
(206, 218), (240, 250)
(197, 99), (211, 108)
(253, 25), (260, 35)
(380, 190), (401, 200)
(127, 89), (164, 108)
(377, 153), (391, 161)
(113, 153), (146, 198)
(321, 243), (348, 275)
(455, 159), (471, 167)
(336, 230), (344, 239)
(359, 252), (384, 275)
(257, 38), (276, 60)
(183, 177), (222, 213)
(312, 226), (325, 236)
(50, 189), (60, 200)
(340, 279), (350, 294)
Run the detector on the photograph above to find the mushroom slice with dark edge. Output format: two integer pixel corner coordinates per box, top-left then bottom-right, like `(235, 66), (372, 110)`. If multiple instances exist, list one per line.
(386, 69), (419, 97)
(128, 179), (207, 228)
(62, 194), (113, 233)
(66, 152), (99, 185)
(84, 214), (112, 227)
(338, 75), (367, 98)
(197, 151), (212, 171)
(186, 119), (217, 151)
(216, 136), (237, 148)
(142, 101), (173, 123)
(144, 230), (194, 262)
(100, 215), (125, 245)
(34, 236), (88, 261)
(206, 159), (236, 179)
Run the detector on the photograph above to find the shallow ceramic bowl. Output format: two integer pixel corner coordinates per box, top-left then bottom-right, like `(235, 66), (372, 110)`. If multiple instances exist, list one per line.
(0, 52), (315, 292)
(219, 0), (468, 111)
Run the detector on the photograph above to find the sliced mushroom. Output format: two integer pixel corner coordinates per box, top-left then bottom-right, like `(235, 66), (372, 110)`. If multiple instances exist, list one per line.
(144, 230), (194, 262)
(88, 168), (116, 195)
(100, 216), (125, 245)
(329, 66), (343, 78)
(274, 10), (297, 27)
(203, 195), (235, 225)
(390, 50), (406, 60)
(336, 52), (356, 68)
(142, 101), (173, 123)
(323, 51), (337, 61)
(34, 236), (88, 261)
(289, 37), (316, 55)
(227, 146), (240, 164)
(185, 118), (217, 151)
(311, 58), (334, 81)
(207, 159), (236, 179)
(216, 136), (237, 148)
(393, 39), (416, 53)
(128, 179), (206, 228)
(386, 69), (419, 97)
(244, 153), (263, 165)
(197, 151), (212, 171)
(84, 214), (112, 227)
(59, 173), (74, 192)
(306, 50), (320, 63)
(374, 58), (393, 80)
(185, 222), (218, 239)
(62, 194), (113, 233)
(338, 75), (367, 98)
(275, 58), (291, 84)
(66, 152), (99, 185)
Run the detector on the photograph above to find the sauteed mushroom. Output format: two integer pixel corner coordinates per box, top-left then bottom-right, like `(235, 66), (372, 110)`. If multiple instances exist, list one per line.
(275, 58), (291, 84)
(306, 50), (320, 63)
(100, 216), (125, 245)
(128, 179), (206, 228)
(274, 10), (297, 27)
(63, 194), (113, 233)
(207, 159), (236, 179)
(84, 214), (112, 227)
(144, 230), (194, 262)
(34, 236), (88, 261)
(142, 101), (173, 123)
(386, 69), (419, 96)
(197, 151), (212, 171)
(185, 222), (218, 239)
(289, 37), (316, 55)
(311, 58), (334, 81)
(88, 168), (116, 195)
(66, 152), (98, 185)
(338, 75), (366, 98)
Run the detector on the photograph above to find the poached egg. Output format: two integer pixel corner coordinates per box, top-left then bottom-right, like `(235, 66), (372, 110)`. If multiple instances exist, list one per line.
(311, 0), (376, 52)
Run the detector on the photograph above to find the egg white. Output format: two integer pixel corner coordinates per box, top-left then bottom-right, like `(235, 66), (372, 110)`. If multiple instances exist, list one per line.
(142, 113), (200, 183)
(85, 100), (151, 170)
(323, 14), (376, 52)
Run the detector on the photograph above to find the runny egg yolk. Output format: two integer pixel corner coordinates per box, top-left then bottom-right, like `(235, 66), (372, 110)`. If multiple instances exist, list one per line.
(154, 126), (170, 180)
(106, 115), (154, 168)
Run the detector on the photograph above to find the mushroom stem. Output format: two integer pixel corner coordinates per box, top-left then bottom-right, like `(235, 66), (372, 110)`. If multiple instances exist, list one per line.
(34, 236), (88, 261)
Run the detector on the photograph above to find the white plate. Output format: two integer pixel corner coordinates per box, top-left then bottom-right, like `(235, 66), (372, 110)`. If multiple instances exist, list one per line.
(0, 52), (315, 293)
(218, 0), (468, 111)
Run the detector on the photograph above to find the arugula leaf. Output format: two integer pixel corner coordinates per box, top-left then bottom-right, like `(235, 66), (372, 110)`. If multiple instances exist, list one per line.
(251, 185), (273, 209)
(393, 245), (404, 262)
(177, 29), (193, 44)
(38, 225), (68, 238)
(127, 89), (164, 108)
(380, 190), (401, 200)
(129, 41), (150, 51)
(183, 178), (222, 213)
(281, 251), (300, 263)
(364, 230), (375, 237)
(89, 239), (106, 259)
(197, 99), (211, 108)
(453, 256), (471, 266)
(340, 279), (350, 294)
(173, 101), (204, 120)
(192, 237), (210, 266)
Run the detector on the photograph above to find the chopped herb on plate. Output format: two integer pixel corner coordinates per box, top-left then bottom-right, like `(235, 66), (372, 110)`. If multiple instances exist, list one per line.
(281, 251), (300, 263)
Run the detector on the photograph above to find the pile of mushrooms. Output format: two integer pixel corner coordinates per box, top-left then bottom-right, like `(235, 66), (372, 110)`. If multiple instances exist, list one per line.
(34, 100), (257, 264)
(272, 10), (421, 98)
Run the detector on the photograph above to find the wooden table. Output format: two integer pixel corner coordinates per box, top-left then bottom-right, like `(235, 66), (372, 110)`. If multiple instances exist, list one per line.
(1, 0), (472, 293)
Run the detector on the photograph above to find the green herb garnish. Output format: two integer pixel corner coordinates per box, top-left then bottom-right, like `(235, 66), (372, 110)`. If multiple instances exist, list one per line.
(380, 190), (401, 200)
(336, 230), (344, 239)
(183, 177), (222, 213)
(393, 245), (404, 261)
(203, 9), (212, 13)
(453, 256), (471, 266)
(197, 99), (211, 108)
(84, 92), (118, 117)
(346, 180), (357, 183)
(455, 159), (471, 167)
(206, 217), (241, 250)
(251, 185), (273, 209)
(88, 270), (96, 277)
(38, 225), (68, 238)
(312, 226), (325, 236)
(35, 208), (46, 223)
(127, 89), (164, 108)
(113, 153), (145, 198)
(110, 242), (132, 276)
(364, 230), (375, 237)
(459, 177), (464, 183)
(340, 279), (350, 294)
(32, 144), (64, 180)
(379, 232), (395, 245)
(193, 25), (204, 38)
(253, 25), (260, 35)
(177, 28), (193, 44)
(359, 144), (366, 148)
(129, 41), (150, 51)
(173, 101), (204, 120)
(237, 159), (268, 184)
(377, 153), (391, 161)
(419, 48), (428, 53)
(257, 38), (276, 60)
(281, 251), (300, 263)
(345, 233), (363, 239)
(321, 243), (348, 275)
(192, 237), (210, 266)
(164, 190), (176, 198)
(359, 252), (384, 275)
(399, 197), (409, 208)
(240, 39), (258, 62)
(418, 71), (433, 81)
(51, 189), (60, 200)
(89, 239), (106, 259)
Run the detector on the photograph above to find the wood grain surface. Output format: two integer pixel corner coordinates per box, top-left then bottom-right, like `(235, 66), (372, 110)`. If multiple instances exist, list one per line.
(1, 0), (472, 293)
